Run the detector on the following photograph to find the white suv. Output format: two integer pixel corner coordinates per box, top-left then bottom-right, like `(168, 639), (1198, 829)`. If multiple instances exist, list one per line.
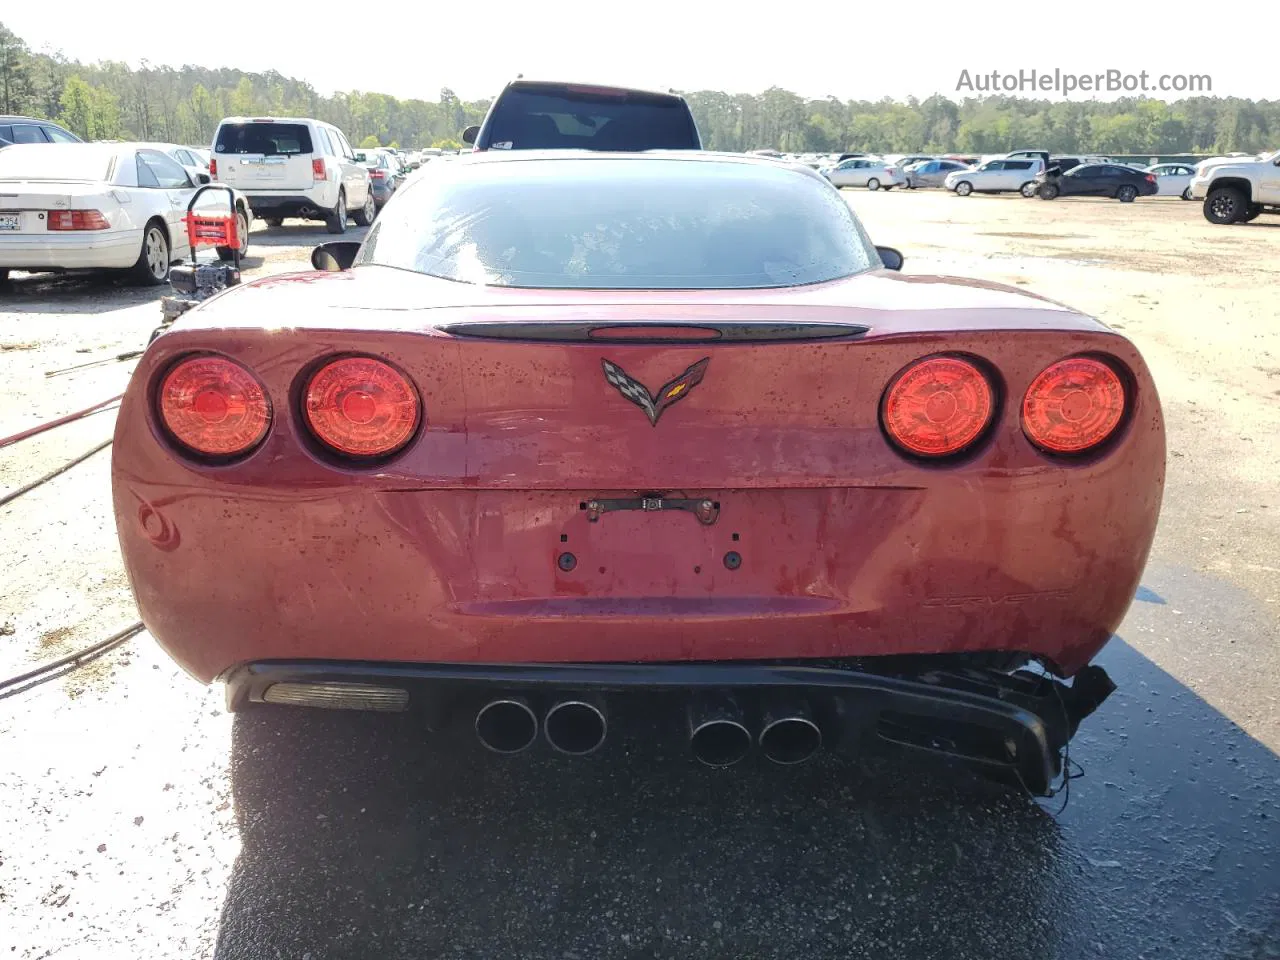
(945, 158), (1045, 197)
(210, 117), (374, 233)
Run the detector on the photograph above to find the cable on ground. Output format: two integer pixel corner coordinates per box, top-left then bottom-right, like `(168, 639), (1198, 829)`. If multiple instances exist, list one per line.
(0, 438), (112, 509)
(0, 395), (122, 449)
(0, 621), (145, 695)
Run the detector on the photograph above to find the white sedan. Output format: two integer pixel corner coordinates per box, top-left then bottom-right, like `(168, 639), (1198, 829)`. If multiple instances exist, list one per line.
(1144, 163), (1196, 200)
(0, 142), (234, 285)
(824, 158), (904, 190)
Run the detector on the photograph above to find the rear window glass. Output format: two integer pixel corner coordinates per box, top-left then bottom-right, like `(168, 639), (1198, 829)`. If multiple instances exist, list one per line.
(215, 122), (313, 155)
(359, 158), (876, 290)
(0, 145), (113, 180)
(483, 88), (698, 151)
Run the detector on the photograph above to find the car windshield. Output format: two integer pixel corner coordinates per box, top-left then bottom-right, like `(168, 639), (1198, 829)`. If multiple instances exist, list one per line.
(484, 87), (698, 151)
(359, 157), (877, 289)
(215, 122), (313, 155)
(0, 144), (114, 181)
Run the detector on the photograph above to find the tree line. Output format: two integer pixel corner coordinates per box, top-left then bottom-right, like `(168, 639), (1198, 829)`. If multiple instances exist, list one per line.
(2, 22), (1277, 155)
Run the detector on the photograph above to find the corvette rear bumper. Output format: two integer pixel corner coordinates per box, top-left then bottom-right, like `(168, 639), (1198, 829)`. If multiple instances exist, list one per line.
(222, 657), (1116, 795)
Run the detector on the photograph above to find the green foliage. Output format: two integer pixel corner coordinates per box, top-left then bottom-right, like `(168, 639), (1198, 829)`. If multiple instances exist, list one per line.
(685, 90), (1280, 155)
(0, 21), (1276, 154)
(58, 75), (122, 140)
(359, 134), (380, 148)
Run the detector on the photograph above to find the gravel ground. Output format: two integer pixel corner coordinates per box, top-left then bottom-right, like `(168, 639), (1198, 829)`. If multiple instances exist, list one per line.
(1, 196), (1278, 959)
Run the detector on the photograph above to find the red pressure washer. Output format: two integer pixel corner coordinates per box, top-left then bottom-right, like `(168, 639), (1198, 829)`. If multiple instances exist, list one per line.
(155, 184), (245, 339)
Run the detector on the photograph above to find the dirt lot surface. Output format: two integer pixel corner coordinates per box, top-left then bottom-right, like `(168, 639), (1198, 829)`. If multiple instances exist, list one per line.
(1, 195), (1278, 960)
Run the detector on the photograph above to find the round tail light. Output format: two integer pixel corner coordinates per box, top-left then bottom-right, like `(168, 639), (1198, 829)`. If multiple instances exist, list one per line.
(304, 356), (420, 458)
(1022, 356), (1125, 454)
(881, 355), (994, 457)
(159, 355), (271, 457)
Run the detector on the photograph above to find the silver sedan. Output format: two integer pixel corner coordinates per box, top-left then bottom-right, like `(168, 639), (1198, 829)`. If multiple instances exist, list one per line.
(903, 159), (974, 189)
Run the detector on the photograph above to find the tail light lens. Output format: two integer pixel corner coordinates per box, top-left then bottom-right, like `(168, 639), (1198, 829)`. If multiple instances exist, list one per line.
(312, 158), (326, 180)
(47, 210), (110, 231)
(304, 356), (420, 458)
(1145, 174), (1157, 183)
(208, 158), (217, 178)
(881, 356), (994, 457)
(1022, 356), (1126, 454)
(159, 356), (271, 457)
(369, 169), (385, 179)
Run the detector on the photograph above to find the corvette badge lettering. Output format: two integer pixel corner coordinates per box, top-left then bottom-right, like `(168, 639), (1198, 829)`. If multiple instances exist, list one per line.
(601, 357), (710, 426)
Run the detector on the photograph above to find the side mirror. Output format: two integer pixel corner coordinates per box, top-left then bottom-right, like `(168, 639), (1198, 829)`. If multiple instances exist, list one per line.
(875, 246), (904, 271)
(196, 172), (211, 185)
(462, 125), (479, 145)
(311, 240), (362, 272)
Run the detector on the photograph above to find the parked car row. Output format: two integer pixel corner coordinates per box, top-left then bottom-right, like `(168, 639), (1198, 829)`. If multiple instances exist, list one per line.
(813, 146), (1235, 207)
(0, 112), (392, 285)
(0, 142), (253, 285)
(818, 149), (1185, 205)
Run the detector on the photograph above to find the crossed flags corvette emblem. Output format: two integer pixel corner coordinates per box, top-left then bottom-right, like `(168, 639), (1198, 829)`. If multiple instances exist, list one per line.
(601, 357), (710, 426)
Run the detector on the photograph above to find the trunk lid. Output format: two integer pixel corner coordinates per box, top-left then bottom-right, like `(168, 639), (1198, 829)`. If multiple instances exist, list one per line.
(0, 182), (111, 234)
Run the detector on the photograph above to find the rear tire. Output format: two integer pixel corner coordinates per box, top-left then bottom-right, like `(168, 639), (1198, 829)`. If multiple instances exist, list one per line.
(1180, 187), (1193, 201)
(0, 267), (9, 285)
(1204, 186), (1247, 224)
(215, 209), (250, 262)
(325, 192), (348, 235)
(1037, 183), (1059, 200)
(351, 190), (376, 227)
(1116, 185), (1138, 203)
(265, 217), (284, 227)
(1019, 181), (1037, 198)
(129, 220), (170, 285)
(867, 178), (881, 191)
(954, 181), (972, 196)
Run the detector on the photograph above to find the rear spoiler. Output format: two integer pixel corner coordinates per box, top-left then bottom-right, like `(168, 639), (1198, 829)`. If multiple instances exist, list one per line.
(437, 320), (869, 343)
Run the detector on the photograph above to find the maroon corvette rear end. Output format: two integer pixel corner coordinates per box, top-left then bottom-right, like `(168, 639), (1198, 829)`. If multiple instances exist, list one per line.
(112, 153), (1164, 793)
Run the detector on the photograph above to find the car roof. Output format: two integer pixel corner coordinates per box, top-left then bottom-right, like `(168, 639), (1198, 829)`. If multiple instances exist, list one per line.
(217, 116), (325, 125)
(499, 79), (687, 103)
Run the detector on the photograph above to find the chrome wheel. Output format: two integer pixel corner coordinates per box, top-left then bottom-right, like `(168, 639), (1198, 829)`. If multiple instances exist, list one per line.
(955, 181), (972, 196)
(237, 212), (249, 255)
(1020, 181), (1037, 198)
(867, 178), (880, 191)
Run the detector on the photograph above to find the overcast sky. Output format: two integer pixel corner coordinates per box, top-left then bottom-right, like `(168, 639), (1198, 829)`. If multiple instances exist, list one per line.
(6, 3), (1275, 103)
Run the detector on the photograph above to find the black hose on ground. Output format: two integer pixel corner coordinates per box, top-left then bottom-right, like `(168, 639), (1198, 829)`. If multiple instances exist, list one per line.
(0, 621), (145, 694)
(0, 438), (112, 509)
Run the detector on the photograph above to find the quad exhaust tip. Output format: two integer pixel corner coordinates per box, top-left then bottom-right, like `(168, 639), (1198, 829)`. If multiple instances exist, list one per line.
(544, 699), (608, 756)
(690, 717), (753, 767)
(688, 694), (753, 767)
(475, 697), (539, 755)
(759, 697), (823, 765)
